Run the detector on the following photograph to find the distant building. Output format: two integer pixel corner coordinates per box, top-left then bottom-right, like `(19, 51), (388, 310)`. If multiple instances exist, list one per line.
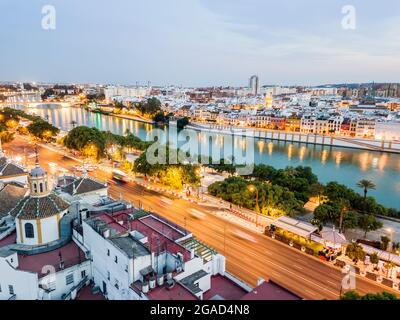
(249, 75), (259, 96)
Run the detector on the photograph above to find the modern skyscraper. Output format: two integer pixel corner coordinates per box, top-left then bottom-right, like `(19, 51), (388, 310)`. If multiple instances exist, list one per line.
(249, 75), (259, 96)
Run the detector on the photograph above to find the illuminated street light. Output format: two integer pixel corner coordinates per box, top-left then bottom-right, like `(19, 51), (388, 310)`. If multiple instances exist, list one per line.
(248, 184), (260, 227)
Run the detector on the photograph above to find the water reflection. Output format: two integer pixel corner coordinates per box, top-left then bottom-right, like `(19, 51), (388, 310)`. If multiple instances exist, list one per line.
(16, 104), (400, 208)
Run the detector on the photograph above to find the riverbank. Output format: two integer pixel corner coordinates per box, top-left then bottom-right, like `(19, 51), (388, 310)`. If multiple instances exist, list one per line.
(73, 105), (156, 124)
(188, 122), (400, 154)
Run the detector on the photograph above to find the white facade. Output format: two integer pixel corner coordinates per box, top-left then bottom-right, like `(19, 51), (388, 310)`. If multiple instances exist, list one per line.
(0, 252), (38, 300)
(375, 122), (400, 141)
(16, 210), (67, 246)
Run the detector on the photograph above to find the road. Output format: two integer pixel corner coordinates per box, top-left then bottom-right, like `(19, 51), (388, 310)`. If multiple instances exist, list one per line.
(5, 136), (400, 300)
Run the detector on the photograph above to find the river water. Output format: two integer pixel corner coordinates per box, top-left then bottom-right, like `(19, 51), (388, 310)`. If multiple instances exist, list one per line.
(16, 104), (400, 210)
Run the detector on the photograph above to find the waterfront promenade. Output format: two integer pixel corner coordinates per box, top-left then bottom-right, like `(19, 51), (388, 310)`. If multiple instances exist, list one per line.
(189, 122), (400, 154)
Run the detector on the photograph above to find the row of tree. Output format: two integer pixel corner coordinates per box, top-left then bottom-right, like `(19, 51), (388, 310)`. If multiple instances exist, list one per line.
(62, 126), (150, 160)
(206, 162), (399, 232)
(0, 107), (59, 142)
(208, 176), (305, 216)
(132, 145), (200, 190)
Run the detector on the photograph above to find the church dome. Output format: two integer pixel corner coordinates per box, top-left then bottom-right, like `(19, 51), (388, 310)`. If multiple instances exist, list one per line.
(30, 166), (46, 177)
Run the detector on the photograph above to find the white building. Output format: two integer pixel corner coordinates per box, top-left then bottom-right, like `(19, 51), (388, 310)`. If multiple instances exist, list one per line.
(83, 211), (226, 300)
(375, 121), (400, 141)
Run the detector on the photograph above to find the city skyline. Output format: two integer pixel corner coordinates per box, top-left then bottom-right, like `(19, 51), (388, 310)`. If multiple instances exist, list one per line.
(1, 0), (400, 86)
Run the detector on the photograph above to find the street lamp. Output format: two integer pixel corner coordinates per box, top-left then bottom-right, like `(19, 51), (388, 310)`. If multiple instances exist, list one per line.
(248, 184), (260, 227)
(387, 228), (394, 252)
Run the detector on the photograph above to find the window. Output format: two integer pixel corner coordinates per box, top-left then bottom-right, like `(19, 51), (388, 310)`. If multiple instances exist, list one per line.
(66, 273), (74, 285)
(81, 270), (86, 279)
(25, 223), (34, 238)
(9, 285), (14, 295)
(125, 265), (128, 273)
(107, 271), (110, 281)
(107, 249), (110, 256)
(0, 284), (2, 292)
(39, 183), (43, 193)
(33, 183), (37, 193)
(114, 256), (118, 264)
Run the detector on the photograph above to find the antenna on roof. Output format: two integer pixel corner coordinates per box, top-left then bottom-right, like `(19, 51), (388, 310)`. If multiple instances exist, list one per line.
(34, 144), (40, 167)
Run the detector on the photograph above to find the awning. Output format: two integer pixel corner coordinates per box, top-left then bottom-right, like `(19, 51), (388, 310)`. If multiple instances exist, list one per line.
(360, 243), (400, 266)
(272, 216), (317, 238)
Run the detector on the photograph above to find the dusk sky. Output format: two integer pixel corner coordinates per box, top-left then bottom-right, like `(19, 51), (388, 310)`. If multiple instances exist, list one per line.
(1, 0), (399, 86)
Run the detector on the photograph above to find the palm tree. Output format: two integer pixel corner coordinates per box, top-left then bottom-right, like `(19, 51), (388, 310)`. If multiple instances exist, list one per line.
(338, 198), (350, 233)
(356, 179), (376, 200)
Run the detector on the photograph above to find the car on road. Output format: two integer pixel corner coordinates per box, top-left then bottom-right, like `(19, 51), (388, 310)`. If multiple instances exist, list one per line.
(48, 162), (57, 168)
(159, 196), (173, 208)
(112, 169), (128, 182)
(188, 209), (206, 220)
(230, 228), (258, 243)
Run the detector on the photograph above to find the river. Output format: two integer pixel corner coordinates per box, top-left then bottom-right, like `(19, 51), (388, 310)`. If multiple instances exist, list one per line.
(15, 104), (400, 210)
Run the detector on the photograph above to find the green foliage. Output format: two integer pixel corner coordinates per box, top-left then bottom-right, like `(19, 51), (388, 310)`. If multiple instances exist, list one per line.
(176, 117), (189, 129)
(346, 243), (366, 264)
(62, 126), (148, 160)
(369, 252), (379, 265)
(0, 130), (14, 143)
(356, 179), (376, 199)
(314, 201), (359, 230)
(340, 291), (361, 300)
(342, 290), (398, 300)
(135, 98), (162, 116)
(380, 236), (390, 251)
(358, 214), (383, 238)
(63, 126), (106, 159)
(208, 176), (305, 216)
(27, 120), (60, 142)
(153, 111), (167, 123)
(133, 146), (200, 191)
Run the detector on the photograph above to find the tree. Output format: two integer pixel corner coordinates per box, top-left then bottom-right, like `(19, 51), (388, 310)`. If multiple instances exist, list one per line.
(63, 126), (106, 160)
(136, 98), (162, 117)
(27, 120), (60, 142)
(369, 253), (379, 270)
(346, 243), (366, 265)
(309, 182), (325, 204)
(358, 214), (383, 238)
(384, 262), (396, 278)
(176, 117), (189, 129)
(153, 112), (167, 123)
(341, 290), (398, 300)
(380, 236), (390, 251)
(356, 179), (376, 200)
(337, 198), (350, 233)
(340, 291), (361, 300)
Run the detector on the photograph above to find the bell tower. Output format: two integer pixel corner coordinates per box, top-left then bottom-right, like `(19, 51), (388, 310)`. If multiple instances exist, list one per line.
(28, 146), (49, 197)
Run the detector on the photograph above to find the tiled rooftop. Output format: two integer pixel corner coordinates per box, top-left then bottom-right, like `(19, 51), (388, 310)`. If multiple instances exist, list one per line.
(61, 176), (107, 196)
(0, 157), (27, 177)
(10, 192), (70, 219)
(0, 182), (27, 218)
